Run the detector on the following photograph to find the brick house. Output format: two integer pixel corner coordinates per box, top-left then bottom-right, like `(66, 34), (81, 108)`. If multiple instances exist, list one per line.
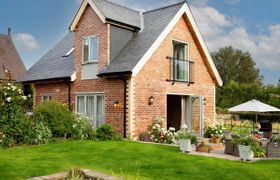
(19, 0), (223, 139)
(0, 29), (26, 81)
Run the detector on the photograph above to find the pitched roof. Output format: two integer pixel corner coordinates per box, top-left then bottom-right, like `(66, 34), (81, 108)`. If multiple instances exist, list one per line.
(23, 0), (222, 86)
(0, 34), (26, 80)
(92, 0), (141, 29)
(18, 33), (75, 83)
(101, 2), (185, 74)
(70, 0), (141, 31)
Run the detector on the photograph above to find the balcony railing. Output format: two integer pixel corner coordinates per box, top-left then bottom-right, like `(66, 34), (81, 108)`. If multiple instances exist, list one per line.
(166, 56), (195, 85)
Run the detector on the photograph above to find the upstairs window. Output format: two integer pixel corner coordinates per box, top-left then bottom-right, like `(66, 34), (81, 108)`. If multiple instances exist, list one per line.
(83, 36), (98, 63)
(173, 41), (189, 82)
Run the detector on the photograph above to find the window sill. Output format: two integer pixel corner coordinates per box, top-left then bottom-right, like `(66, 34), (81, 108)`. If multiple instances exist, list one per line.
(82, 61), (98, 65)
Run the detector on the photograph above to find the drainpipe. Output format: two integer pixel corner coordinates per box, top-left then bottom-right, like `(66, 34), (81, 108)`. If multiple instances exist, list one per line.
(67, 81), (71, 111)
(121, 78), (127, 138)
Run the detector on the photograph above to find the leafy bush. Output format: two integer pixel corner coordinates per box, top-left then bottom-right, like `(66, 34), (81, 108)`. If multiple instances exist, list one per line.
(0, 81), (32, 148)
(204, 124), (225, 138)
(148, 118), (178, 144)
(270, 135), (280, 143)
(72, 114), (96, 140)
(26, 121), (52, 145)
(114, 133), (123, 141)
(96, 124), (116, 141)
(33, 100), (75, 138)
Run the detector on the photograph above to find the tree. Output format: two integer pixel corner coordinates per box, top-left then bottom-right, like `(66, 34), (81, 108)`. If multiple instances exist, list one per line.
(212, 46), (262, 85)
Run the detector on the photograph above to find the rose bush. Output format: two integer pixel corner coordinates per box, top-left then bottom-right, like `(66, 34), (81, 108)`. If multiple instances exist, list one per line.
(149, 119), (178, 144)
(0, 81), (35, 147)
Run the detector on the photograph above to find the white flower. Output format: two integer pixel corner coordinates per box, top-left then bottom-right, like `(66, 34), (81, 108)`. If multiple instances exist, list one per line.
(22, 96), (27, 100)
(181, 124), (188, 129)
(7, 87), (10, 90)
(169, 127), (175, 132)
(6, 97), (11, 102)
(7, 83), (11, 86)
(11, 86), (16, 91)
(28, 94), (31, 97)
(4, 93), (7, 96)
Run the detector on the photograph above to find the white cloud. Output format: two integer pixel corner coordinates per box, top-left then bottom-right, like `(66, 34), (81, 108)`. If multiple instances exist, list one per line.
(14, 33), (40, 52)
(190, 5), (280, 71)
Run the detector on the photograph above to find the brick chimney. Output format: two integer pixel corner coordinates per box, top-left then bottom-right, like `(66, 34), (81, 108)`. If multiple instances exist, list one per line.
(8, 27), (11, 36)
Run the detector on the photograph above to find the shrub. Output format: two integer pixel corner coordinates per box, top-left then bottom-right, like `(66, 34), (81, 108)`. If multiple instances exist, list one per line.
(148, 119), (178, 144)
(96, 124), (116, 141)
(33, 100), (75, 138)
(26, 121), (52, 145)
(270, 135), (280, 143)
(114, 133), (123, 141)
(0, 81), (32, 148)
(72, 114), (96, 140)
(204, 124), (225, 138)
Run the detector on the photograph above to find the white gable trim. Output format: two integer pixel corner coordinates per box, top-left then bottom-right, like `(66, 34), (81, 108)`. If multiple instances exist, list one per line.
(70, 0), (106, 31)
(131, 3), (223, 86)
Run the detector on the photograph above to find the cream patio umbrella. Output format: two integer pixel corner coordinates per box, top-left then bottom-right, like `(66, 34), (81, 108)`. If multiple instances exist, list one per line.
(229, 99), (280, 132)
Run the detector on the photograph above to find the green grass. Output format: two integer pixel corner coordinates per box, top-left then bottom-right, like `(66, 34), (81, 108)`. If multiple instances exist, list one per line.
(0, 141), (279, 180)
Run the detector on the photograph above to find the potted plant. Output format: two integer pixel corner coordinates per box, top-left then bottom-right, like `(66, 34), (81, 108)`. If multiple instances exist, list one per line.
(233, 136), (255, 161)
(196, 141), (212, 153)
(178, 125), (196, 153)
(205, 124), (224, 144)
(267, 135), (280, 158)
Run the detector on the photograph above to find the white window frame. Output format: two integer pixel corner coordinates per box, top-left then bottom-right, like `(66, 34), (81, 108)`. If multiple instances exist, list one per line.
(172, 39), (190, 82)
(82, 35), (99, 63)
(76, 93), (105, 128)
(41, 94), (53, 102)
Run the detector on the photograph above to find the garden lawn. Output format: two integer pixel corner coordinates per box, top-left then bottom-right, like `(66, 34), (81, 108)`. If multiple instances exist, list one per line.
(0, 141), (279, 180)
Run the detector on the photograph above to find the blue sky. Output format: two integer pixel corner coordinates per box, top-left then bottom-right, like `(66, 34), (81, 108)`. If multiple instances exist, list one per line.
(1, 0), (279, 84)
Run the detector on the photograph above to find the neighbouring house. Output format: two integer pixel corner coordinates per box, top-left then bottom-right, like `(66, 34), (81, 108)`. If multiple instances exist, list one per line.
(19, 0), (223, 139)
(0, 29), (26, 81)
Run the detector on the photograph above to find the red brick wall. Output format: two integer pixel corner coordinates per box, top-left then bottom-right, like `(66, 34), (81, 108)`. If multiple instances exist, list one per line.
(133, 16), (216, 138)
(34, 5), (126, 135)
(72, 5), (125, 134)
(34, 81), (70, 105)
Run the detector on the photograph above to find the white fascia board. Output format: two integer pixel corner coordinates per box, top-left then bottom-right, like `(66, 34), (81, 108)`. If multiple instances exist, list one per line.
(184, 3), (223, 86)
(70, 0), (106, 31)
(131, 3), (223, 86)
(71, 71), (77, 82)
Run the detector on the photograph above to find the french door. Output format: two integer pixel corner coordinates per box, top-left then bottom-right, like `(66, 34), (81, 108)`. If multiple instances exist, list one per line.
(181, 96), (204, 138)
(76, 94), (105, 128)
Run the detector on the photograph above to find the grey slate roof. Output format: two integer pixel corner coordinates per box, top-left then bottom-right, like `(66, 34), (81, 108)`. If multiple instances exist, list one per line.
(92, 0), (141, 29)
(18, 33), (74, 82)
(20, 1), (186, 82)
(0, 34), (26, 80)
(101, 2), (185, 74)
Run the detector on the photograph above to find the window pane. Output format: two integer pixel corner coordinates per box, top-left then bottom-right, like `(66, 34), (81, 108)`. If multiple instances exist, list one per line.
(96, 96), (104, 128)
(77, 96), (85, 114)
(86, 96), (95, 126)
(83, 38), (89, 62)
(90, 37), (98, 61)
(173, 43), (189, 81)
